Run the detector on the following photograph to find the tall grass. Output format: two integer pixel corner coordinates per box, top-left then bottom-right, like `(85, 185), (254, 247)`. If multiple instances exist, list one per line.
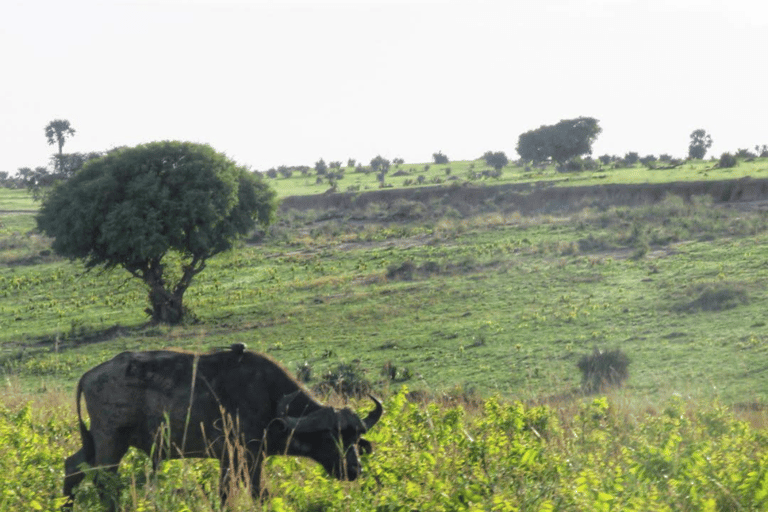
(3, 388), (768, 510)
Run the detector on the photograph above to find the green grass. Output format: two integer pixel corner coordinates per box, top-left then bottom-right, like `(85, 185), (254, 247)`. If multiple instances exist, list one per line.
(2, 194), (768, 406)
(264, 157), (768, 197)
(4, 180), (768, 510)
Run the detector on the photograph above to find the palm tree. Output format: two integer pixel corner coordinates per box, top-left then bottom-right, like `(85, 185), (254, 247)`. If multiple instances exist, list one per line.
(44, 119), (76, 171)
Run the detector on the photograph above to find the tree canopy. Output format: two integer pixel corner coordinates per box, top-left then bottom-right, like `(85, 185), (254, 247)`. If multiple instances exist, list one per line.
(688, 129), (713, 159)
(37, 141), (277, 324)
(517, 117), (601, 165)
(45, 119), (76, 157)
(482, 151), (509, 172)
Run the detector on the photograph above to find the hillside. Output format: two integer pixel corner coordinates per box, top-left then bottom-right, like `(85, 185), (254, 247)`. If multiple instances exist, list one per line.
(4, 171), (768, 510)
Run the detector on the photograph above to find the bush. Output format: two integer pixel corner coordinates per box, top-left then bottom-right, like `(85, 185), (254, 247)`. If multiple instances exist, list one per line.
(432, 152), (449, 164)
(718, 152), (738, 168)
(559, 159), (583, 173)
(677, 282), (749, 312)
(624, 152), (640, 166)
(577, 348), (630, 393)
(314, 362), (373, 397)
(639, 155), (657, 168)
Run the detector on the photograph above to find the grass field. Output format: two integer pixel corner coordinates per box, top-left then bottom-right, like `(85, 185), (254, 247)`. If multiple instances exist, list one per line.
(2, 169), (768, 509)
(264, 157), (768, 197)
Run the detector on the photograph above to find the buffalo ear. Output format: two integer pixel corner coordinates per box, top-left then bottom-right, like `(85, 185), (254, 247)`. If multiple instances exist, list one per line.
(358, 438), (373, 455)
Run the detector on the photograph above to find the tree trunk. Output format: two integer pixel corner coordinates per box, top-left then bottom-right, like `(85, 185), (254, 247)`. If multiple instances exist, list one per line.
(147, 285), (185, 325)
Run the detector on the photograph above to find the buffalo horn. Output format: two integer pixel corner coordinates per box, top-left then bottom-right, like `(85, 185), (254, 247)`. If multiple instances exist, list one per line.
(277, 390), (302, 416)
(362, 395), (383, 432)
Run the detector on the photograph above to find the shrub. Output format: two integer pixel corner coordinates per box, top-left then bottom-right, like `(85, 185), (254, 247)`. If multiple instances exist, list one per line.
(577, 348), (630, 393)
(639, 155), (657, 168)
(677, 282), (749, 312)
(624, 152), (640, 166)
(559, 158), (583, 173)
(314, 158), (327, 175)
(314, 362), (372, 397)
(433, 152), (449, 164)
(718, 152), (738, 168)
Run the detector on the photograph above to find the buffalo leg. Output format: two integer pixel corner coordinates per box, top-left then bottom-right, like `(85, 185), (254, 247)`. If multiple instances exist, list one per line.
(92, 433), (130, 512)
(63, 447), (90, 510)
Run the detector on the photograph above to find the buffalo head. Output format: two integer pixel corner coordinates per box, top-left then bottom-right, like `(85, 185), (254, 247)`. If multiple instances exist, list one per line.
(275, 393), (383, 480)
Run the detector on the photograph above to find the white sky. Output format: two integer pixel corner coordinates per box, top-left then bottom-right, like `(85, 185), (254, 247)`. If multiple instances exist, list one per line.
(2, 0), (766, 173)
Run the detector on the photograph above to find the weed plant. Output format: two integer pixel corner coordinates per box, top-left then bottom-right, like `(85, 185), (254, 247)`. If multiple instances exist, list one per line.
(3, 390), (768, 510)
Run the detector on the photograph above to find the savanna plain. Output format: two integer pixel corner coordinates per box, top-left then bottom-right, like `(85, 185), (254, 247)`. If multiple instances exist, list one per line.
(3, 159), (768, 510)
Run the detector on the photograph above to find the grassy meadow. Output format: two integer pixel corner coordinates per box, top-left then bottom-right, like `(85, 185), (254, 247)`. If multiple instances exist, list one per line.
(264, 156), (768, 197)
(2, 163), (768, 510)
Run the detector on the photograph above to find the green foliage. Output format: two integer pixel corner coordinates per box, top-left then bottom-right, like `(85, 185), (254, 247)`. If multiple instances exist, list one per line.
(482, 151), (509, 172)
(44, 119), (76, 159)
(433, 151), (449, 165)
(624, 151), (639, 166)
(689, 129), (713, 159)
(5, 192), (768, 403)
(36, 141), (277, 324)
(577, 348), (630, 393)
(3, 392), (768, 510)
(517, 117), (602, 164)
(719, 152), (738, 168)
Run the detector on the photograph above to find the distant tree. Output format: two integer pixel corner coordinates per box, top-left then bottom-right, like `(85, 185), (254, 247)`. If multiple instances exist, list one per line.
(393, 158), (405, 166)
(54, 151), (103, 179)
(658, 154), (673, 162)
(347, 158), (356, 168)
(314, 158), (327, 175)
(265, 168), (278, 178)
(482, 151), (509, 172)
(688, 129), (713, 159)
(624, 152), (640, 166)
(329, 161), (342, 170)
(37, 141), (277, 325)
(639, 155), (657, 168)
(20, 151), (103, 201)
(517, 117), (601, 165)
(370, 155), (390, 174)
(735, 148), (756, 159)
(45, 119), (76, 172)
(598, 154), (613, 165)
(432, 152), (449, 165)
(18, 166), (52, 200)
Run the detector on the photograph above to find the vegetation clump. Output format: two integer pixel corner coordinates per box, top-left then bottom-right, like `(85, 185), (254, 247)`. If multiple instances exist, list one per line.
(577, 348), (630, 393)
(314, 362), (373, 398)
(718, 152), (738, 168)
(677, 282), (749, 312)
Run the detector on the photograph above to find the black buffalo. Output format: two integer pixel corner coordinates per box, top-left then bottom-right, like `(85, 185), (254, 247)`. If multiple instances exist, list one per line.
(63, 344), (382, 510)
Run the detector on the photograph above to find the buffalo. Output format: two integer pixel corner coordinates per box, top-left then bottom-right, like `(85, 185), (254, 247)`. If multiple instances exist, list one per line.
(63, 344), (383, 510)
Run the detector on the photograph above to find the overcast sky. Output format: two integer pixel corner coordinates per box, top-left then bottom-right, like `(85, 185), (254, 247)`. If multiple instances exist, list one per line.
(2, 0), (766, 174)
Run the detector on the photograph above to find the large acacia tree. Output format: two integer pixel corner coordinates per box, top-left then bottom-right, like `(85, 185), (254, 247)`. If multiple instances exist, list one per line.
(517, 117), (601, 165)
(37, 141), (277, 324)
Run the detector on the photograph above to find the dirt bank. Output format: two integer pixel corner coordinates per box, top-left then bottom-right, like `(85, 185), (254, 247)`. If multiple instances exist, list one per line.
(280, 177), (768, 215)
